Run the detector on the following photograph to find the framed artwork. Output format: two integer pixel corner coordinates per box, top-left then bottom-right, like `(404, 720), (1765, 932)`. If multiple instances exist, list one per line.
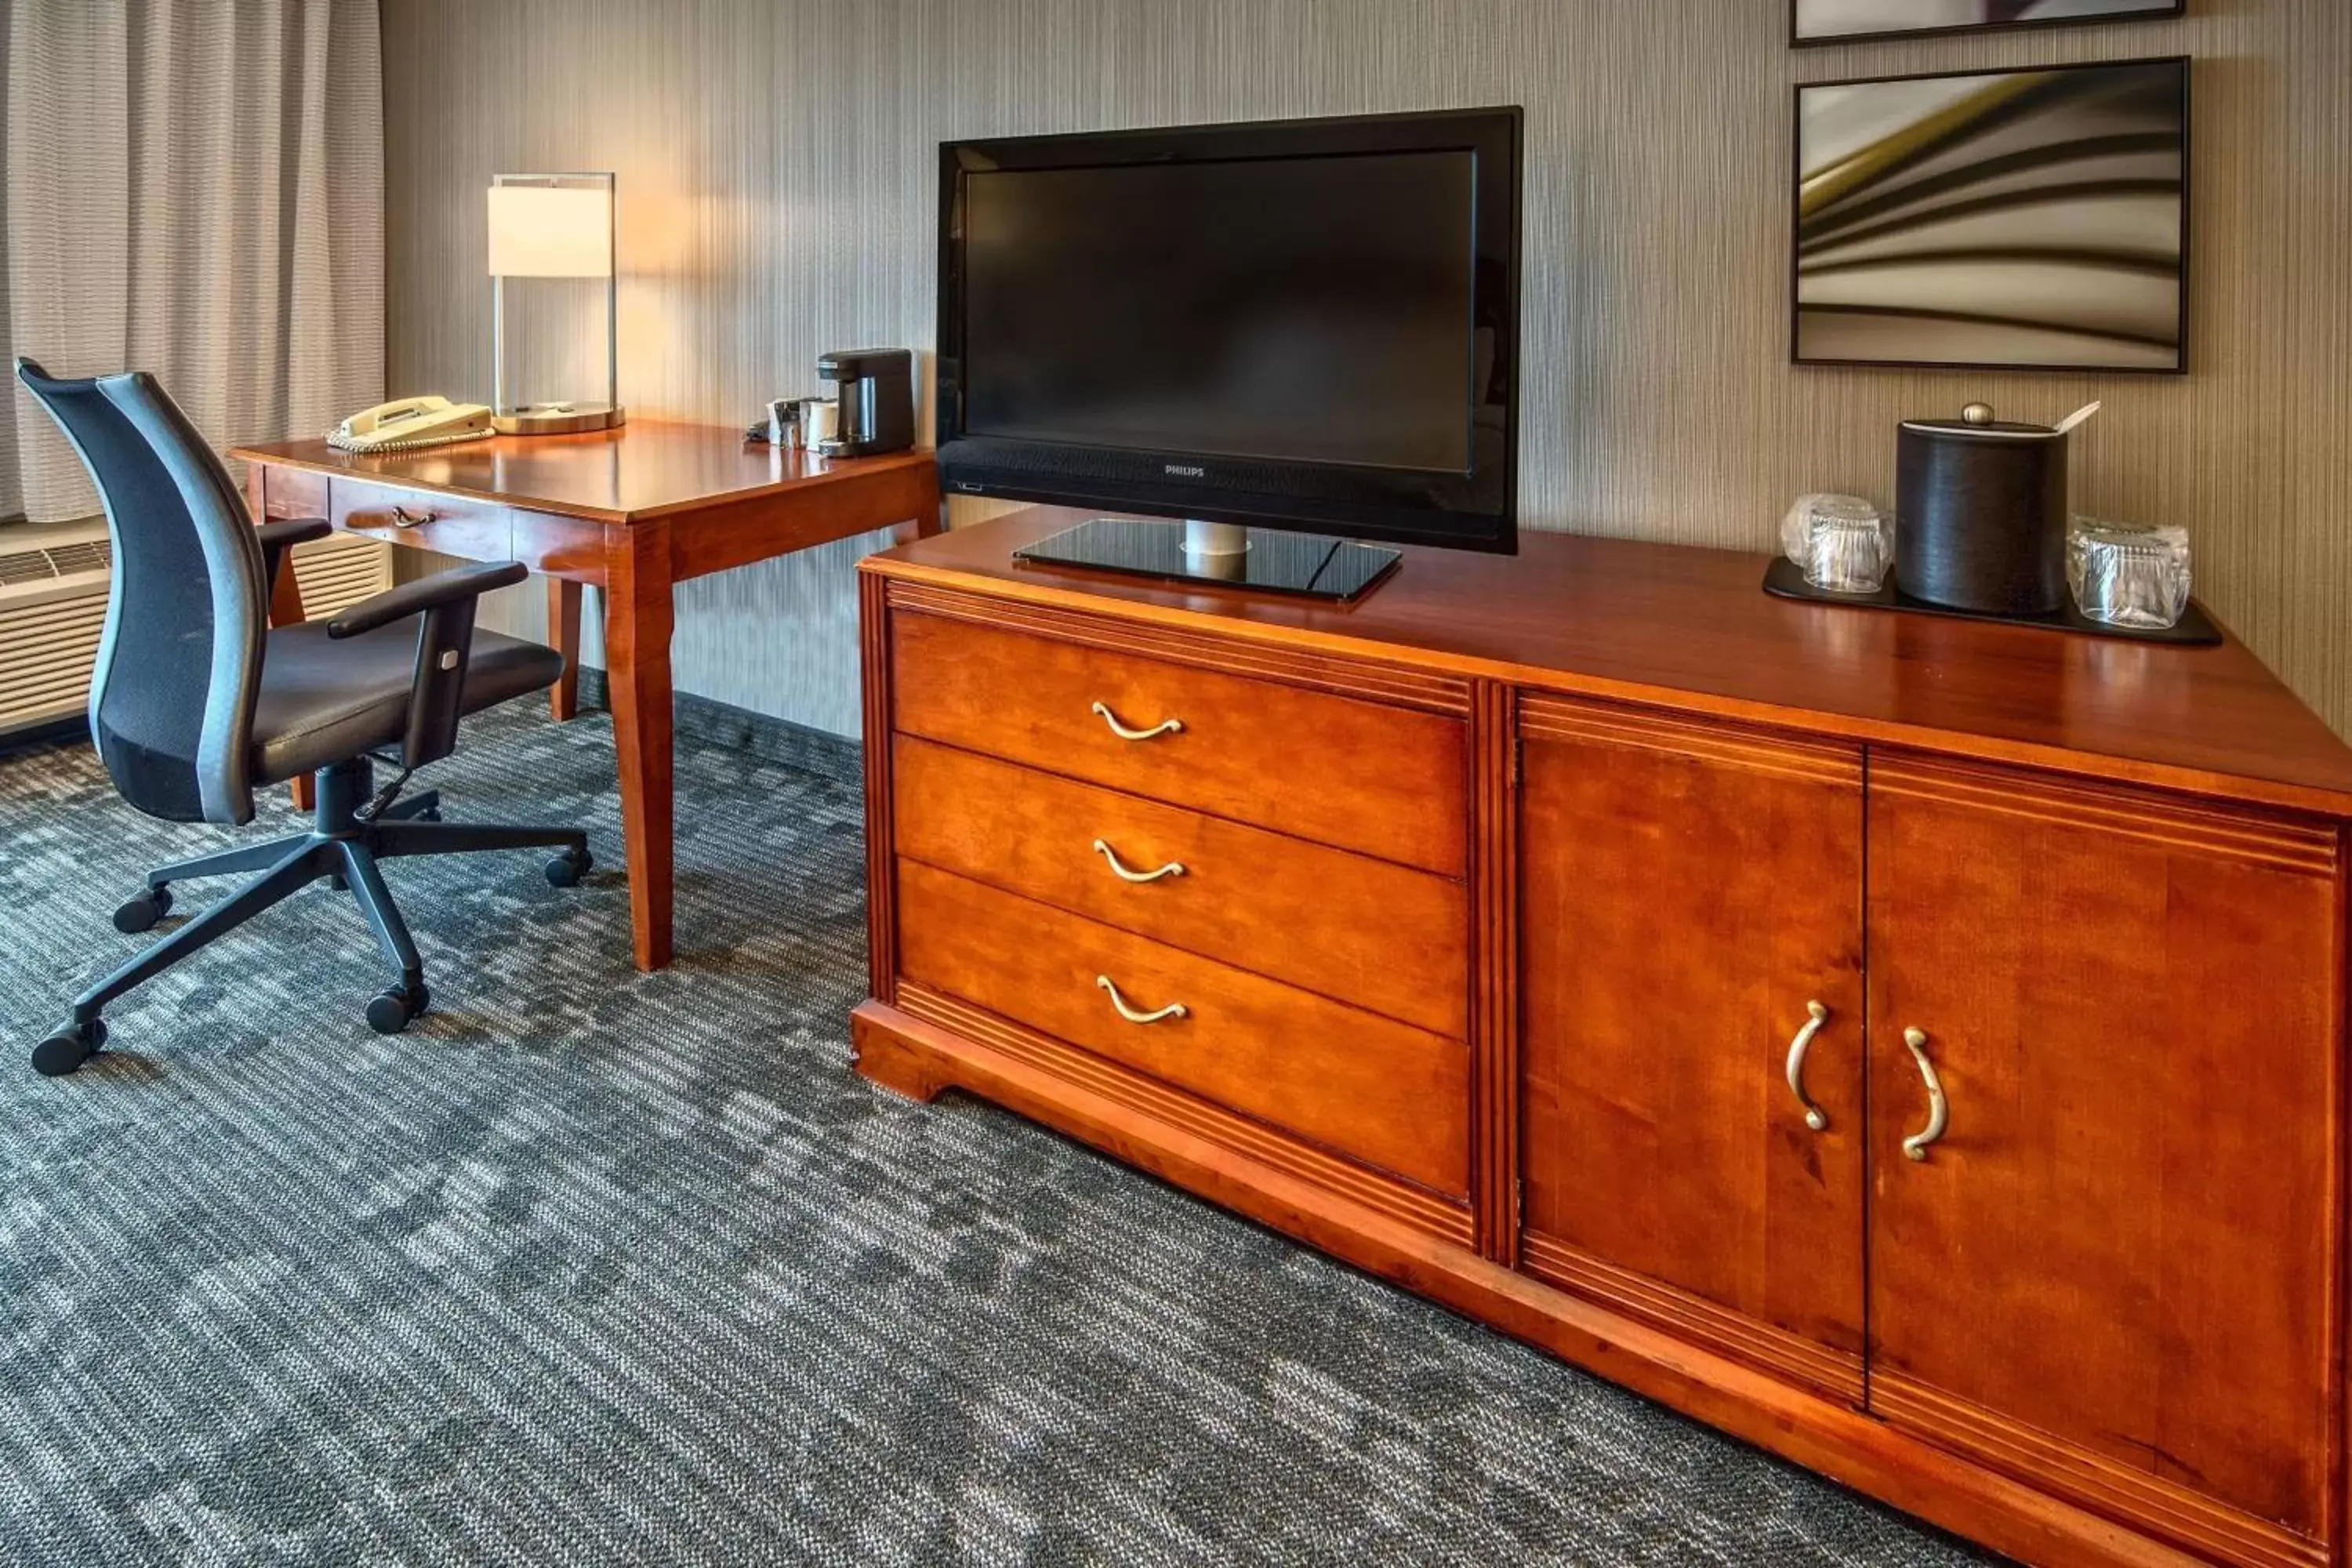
(1791, 57), (2189, 373)
(1791, 0), (2184, 48)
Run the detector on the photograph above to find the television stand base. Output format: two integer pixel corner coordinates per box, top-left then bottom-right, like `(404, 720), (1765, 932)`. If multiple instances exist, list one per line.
(1011, 516), (1401, 602)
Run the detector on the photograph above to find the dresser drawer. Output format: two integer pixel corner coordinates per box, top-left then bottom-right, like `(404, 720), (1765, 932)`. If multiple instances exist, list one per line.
(331, 478), (512, 559)
(893, 736), (1467, 1038)
(895, 858), (1468, 1198)
(888, 611), (1466, 876)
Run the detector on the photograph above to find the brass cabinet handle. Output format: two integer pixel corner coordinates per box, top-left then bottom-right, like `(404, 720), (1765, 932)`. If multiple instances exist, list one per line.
(1091, 701), (1183, 742)
(1096, 974), (1186, 1025)
(1784, 1000), (1831, 1131)
(1092, 839), (1185, 884)
(1902, 1026), (1949, 1161)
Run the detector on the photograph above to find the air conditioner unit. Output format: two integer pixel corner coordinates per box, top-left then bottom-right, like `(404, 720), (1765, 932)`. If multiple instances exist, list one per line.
(0, 520), (393, 739)
(285, 530), (397, 628)
(0, 523), (111, 738)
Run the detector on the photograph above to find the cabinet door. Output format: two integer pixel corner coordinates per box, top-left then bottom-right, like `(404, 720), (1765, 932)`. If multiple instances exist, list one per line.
(1867, 754), (2339, 1555)
(1518, 698), (1867, 1399)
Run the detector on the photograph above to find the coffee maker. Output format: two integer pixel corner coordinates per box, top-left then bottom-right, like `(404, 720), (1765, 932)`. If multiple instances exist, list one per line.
(815, 348), (914, 458)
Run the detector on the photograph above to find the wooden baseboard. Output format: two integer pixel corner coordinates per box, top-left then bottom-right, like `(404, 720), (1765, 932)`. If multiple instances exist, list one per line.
(1871, 1374), (2323, 1568)
(0, 713), (89, 758)
(1519, 1232), (1866, 1407)
(572, 666), (861, 786)
(851, 996), (2220, 1568)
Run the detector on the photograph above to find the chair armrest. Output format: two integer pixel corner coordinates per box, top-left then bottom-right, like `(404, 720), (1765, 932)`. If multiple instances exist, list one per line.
(324, 559), (535, 772)
(256, 516), (332, 596)
(327, 561), (528, 640)
(257, 516), (332, 552)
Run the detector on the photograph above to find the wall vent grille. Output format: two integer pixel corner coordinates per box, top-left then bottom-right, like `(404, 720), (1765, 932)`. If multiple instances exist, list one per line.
(0, 539), (110, 587)
(289, 534), (394, 617)
(0, 593), (108, 730)
(0, 534), (391, 735)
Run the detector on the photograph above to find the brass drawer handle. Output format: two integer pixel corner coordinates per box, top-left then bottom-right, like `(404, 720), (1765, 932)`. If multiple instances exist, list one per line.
(1784, 1000), (1830, 1131)
(1091, 701), (1183, 742)
(1902, 1026), (1949, 1161)
(1096, 974), (1187, 1025)
(1093, 839), (1185, 884)
(388, 503), (437, 528)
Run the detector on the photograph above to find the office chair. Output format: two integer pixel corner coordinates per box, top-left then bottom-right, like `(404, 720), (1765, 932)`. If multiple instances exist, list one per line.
(16, 359), (596, 1076)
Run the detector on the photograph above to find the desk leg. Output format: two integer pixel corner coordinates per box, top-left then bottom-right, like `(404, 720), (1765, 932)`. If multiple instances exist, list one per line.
(604, 524), (674, 971)
(548, 578), (583, 721)
(249, 463), (318, 816)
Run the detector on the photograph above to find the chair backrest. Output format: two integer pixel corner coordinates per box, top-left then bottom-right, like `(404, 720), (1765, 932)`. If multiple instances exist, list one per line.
(14, 359), (267, 826)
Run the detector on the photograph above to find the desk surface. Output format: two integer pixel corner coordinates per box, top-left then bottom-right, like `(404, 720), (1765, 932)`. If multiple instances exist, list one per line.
(872, 506), (2352, 817)
(231, 419), (935, 527)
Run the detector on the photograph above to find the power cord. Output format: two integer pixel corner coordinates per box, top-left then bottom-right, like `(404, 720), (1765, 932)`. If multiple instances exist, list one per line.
(353, 752), (415, 823)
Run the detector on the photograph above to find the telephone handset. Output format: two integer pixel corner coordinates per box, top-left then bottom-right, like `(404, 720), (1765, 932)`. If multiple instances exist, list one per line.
(328, 395), (494, 454)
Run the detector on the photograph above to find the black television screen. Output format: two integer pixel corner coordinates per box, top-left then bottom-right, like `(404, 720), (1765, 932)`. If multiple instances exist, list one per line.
(937, 109), (1522, 554)
(964, 153), (1476, 471)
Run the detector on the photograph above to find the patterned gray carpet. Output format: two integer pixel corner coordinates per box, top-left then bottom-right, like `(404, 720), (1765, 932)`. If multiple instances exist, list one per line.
(0, 705), (1993, 1566)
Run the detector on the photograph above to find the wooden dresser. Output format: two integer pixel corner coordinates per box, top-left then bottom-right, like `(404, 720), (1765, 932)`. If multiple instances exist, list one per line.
(852, 507), (2352, 1568)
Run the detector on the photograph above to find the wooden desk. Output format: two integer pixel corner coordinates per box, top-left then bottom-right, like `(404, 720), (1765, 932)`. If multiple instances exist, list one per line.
(231, 421), (940, 971)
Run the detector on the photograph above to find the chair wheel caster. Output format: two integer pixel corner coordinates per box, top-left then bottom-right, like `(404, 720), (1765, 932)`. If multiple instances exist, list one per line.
(545, 846), (593, 887)
(114, 886), (172, 933)
(366, 982), (430, 1036)
(32, 1018), (107, 1076)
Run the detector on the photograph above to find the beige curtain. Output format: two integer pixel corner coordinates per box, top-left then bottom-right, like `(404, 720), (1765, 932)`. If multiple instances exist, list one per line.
(0, 0), (383, 524)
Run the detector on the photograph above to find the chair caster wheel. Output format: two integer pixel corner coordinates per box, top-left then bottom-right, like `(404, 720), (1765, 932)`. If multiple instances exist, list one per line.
(114, 886), (172, 933)
(365, 983), (430, 1036)
(545, 846), (592, 887)
(32, 1018), (106, 1076)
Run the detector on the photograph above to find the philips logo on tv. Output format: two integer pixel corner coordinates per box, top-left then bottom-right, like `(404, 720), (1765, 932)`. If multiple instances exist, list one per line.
(1164, 464), (1207, 479)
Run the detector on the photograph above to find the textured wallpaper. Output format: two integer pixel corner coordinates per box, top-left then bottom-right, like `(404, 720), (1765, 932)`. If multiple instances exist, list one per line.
(383, 0), (2351, 739)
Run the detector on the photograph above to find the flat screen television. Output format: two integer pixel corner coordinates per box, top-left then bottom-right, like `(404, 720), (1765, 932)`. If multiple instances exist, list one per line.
(936, 107), (1523, 588)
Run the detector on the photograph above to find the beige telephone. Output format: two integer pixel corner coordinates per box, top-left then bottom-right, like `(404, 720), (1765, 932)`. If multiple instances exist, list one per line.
(328, 395), (494, 454)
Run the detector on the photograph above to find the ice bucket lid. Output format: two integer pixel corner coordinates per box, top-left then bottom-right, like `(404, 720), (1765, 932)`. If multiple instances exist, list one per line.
(1900, 402), (2062, 441)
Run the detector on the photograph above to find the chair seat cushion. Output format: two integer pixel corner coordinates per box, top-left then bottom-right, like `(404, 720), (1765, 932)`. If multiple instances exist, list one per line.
(250, 619), (565, 784)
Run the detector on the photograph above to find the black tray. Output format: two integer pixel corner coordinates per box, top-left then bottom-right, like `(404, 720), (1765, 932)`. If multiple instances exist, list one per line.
(1762, 558), (2222, 647)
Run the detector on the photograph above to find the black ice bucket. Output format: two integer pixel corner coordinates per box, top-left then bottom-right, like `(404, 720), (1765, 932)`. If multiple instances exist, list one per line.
(1895, 403), (2071, 617)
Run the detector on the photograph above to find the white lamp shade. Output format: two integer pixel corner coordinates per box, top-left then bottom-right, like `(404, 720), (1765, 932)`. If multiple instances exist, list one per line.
(486, 183), (612, 278)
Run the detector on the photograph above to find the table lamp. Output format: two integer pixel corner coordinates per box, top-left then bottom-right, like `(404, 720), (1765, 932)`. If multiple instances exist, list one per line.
(486, 172), (624, 434)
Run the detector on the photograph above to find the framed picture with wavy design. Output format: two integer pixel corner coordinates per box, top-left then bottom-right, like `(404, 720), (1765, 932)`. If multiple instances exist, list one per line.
(1792, 1), (2183, 47)
(1793, 57), (2189, 372)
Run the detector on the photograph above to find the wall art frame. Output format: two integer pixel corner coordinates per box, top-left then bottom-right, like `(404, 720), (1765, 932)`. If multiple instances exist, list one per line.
(1790, 0), (2185, 49)
(1790, 56), (2190, 375)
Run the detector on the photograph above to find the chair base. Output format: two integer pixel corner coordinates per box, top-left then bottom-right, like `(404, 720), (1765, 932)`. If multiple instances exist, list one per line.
(32, 757), (590, 1076)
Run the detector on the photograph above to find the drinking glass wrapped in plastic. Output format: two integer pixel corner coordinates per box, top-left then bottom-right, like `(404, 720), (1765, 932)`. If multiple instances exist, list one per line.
(2067, 517), (2191, 630)
(1781, 494), (1892, 594)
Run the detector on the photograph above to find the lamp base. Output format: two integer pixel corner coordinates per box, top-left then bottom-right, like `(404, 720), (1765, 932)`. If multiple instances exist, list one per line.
(492, 403), (626, 437)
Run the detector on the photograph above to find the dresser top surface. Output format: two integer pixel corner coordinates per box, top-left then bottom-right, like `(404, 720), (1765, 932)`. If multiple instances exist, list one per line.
(869, 507), (2352, 817)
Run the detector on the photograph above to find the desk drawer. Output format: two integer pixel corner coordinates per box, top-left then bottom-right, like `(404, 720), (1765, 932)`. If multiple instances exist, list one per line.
(893, 736), (1467, 1038)
(331, 478), (512, 560)
(895, 858), (1469, 1198)
(889, 611), (1465, 876)
(258, 466), (329, 521)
